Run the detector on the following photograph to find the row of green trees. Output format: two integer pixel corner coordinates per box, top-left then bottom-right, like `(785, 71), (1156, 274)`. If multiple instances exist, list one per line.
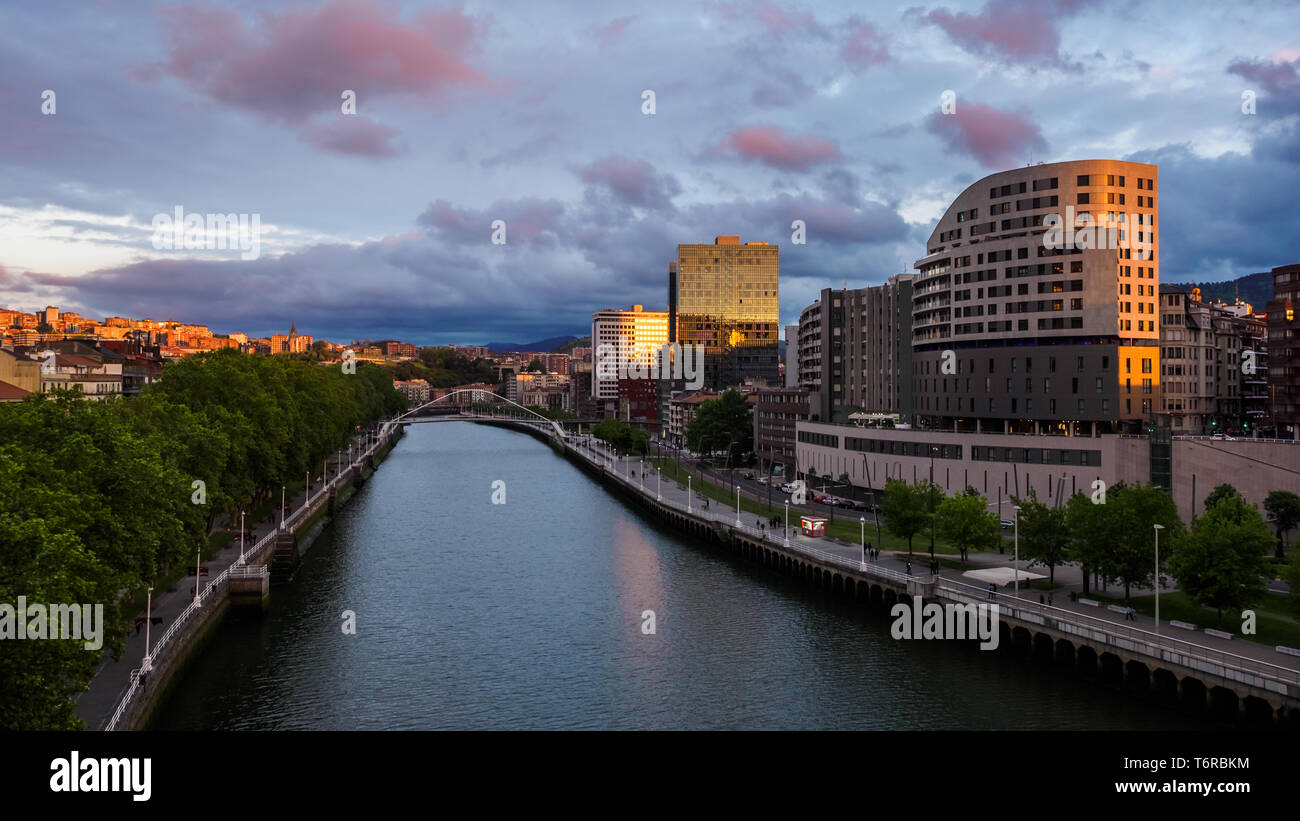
(684, 389), (753, 465)
(0, 349), (405, 729)
(879, 476), (1300, 622)
(591, 418), (650, 455)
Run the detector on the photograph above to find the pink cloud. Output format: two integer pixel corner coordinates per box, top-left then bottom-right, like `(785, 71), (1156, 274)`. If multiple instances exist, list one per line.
(722, 2), (826, 37)
(300, 116), (402, 157)
(589, 16), (635, 46)
(926, 103), (1048, 169)
(152, 0), (492, 121)
(842, 19), (889, 67)
(926, 0), (1095, 65)
(720, 126), (842, 171)
(145, 0), (494, 154)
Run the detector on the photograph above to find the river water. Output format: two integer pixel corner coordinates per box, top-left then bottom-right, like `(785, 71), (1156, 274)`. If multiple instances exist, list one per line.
(155, 422), (1207, 730)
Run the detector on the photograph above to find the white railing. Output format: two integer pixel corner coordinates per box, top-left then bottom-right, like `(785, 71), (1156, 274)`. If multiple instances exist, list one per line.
(105, 425), (399, 730)
(564, 430), (1300, 696)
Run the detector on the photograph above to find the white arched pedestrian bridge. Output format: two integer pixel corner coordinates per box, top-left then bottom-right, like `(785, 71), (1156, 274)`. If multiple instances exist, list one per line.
(389, 389), (570, 440)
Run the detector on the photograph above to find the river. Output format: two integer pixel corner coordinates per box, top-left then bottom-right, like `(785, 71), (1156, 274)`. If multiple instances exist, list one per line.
(154, 422), (1210, 730)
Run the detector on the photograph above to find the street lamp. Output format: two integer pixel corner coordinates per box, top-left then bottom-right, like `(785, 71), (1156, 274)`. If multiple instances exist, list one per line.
(735, 485), (742, 526)
(784, 499), (790, 546)
(239, 510), (246, 565)
(280, 485), (286, 531)
(687, 475), (692, 513)
(639, 459), (644, 490)
(142, 586), (154, 674)
(860, 516), (866, 569)
(1153, 523), (1165, 635)
(193, 543), (202, 606)
(656, 467), (661, 501)
(1013, 504), (1022, 597)
(929, 446), (938, 560)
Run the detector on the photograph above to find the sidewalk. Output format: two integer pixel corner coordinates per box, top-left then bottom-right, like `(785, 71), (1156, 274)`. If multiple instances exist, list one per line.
(75, 438), (368, 730)
(580, 437), (1300, 676)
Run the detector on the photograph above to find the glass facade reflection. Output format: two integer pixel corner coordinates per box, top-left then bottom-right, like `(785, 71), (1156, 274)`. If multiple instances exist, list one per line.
(669, 236), (779, 389)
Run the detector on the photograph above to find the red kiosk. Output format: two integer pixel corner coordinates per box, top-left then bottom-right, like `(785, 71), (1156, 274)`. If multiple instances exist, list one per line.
(800, 515), (827, 537)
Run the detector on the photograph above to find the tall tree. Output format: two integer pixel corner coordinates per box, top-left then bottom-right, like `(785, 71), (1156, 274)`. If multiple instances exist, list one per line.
(882, 478), (928, 556)
(684, 389), (752, 464)
(936, 491), (1000, 563)
(1064, 490), (1123, 597)
(1168, 494), (1271, 625)
(1110, 483), (1184, 602)
(1263, 490), (1300, 558)
(1012, 490), (1070, 583)
(1202, 483), (1240, 514)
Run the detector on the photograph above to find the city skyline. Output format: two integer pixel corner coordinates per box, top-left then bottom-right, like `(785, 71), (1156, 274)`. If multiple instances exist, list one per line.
(2, 0), (1298, 345)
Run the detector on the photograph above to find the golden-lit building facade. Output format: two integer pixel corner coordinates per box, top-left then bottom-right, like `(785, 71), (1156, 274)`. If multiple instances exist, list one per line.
(911, 160), (1160, 434)
(669, 236), (779, 389)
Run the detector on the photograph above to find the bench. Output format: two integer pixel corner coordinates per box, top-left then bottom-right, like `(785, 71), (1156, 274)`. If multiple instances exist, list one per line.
(1169, 620), (1198, 631)
(1106, 604), (1128, 614)
(1078, 598), (1100, 607)
(1277, 646), (1300, 658)
(1204, 628), (1233, 640)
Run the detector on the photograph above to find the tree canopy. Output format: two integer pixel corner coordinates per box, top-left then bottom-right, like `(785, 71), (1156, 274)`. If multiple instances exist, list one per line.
(0, 349), (405, 729)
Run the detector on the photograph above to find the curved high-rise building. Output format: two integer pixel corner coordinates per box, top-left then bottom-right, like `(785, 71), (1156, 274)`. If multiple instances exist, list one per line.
(911, 160), (1160, 435)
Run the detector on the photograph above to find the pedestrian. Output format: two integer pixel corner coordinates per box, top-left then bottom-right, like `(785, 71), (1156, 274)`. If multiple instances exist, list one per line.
(905, 560), (912, 575)
(1040, 594), (1045, 604)
(1047, 593), (1053, 606)
(988, 583), (996, 599)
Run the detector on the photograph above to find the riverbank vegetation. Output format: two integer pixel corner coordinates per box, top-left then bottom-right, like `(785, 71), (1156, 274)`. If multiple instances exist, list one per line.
(0, 349), (405, 729)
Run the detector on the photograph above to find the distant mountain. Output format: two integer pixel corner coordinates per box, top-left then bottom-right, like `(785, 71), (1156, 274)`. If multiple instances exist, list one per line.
(555, 336), (591, 355)
(1179, 271), (1272, 309)
(484, 335), (579, 353)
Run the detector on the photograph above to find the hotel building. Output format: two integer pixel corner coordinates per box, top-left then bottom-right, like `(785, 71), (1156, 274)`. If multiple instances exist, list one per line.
(910, 160), (1160, 436)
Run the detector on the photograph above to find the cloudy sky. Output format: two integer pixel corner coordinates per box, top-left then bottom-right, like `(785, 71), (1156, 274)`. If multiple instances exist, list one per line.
(1, 0), (1297, 345)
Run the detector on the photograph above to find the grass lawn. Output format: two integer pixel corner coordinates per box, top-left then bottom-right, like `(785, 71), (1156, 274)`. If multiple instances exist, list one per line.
(1096, 590), (1300, 650)
(651, 458), (963, 557)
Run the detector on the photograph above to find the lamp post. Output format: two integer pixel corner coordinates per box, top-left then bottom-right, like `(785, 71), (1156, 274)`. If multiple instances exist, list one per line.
(142, 586), (154, 674)
(1153, 523), (1165, 635)
(735, 485), (742, 526)
(1013, 504), (1022, 597)
(239, 510), (246, 565)
(860, 516), (866, 569)
(193, 543), (202, 606)
(929, 446), (938, 560)
(687, 475), (692, 513)
(280, 485), (286, 531)
(639, 459), (644, 491)
(656, 467), (661, 502)
(784, 499), (790, 546)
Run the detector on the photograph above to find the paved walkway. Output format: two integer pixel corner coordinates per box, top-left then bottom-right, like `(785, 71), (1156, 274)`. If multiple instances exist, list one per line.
(573, 435), (1300, 675)
(75, 432), (374, 730)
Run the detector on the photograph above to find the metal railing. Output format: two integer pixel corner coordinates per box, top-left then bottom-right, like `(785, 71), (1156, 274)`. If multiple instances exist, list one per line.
(105, 426), (397, 730)
(564, 429), (1300, 697)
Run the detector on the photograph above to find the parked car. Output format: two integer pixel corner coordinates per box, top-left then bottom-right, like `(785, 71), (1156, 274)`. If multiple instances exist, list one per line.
(1000, 519), (1015, 528)
(757, 477), (769, 485)
(741, 471), (755, 480)
(780, 482), (799, 493)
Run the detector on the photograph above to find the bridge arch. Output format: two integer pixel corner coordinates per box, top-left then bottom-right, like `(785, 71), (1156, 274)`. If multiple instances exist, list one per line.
(392, 389), (568, 439)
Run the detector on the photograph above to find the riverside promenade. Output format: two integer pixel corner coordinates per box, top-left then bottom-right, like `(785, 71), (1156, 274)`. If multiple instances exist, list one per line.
(549, 426), (1300, 721)
(78, 427), (393, 731)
